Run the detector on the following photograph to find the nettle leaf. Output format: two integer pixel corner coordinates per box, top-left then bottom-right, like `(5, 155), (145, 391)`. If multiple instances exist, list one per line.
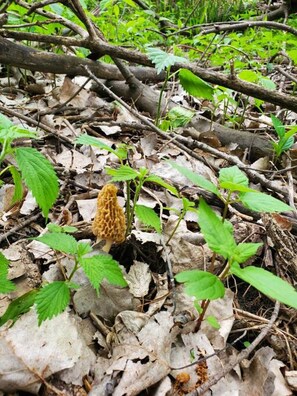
(233, 242), (262, 264)
(238, 70), (259, 83)
(106, 165), (139, 181)
(219, 166), (251, 192)
(206, 315), (220, 329)
(8, 165), (23, 204)
(175, 270), (225, 300)
(35, 232), (78, 255)
(79, 254), (127, 293)
(144, 174), (178, 196)
(77, 242), (92, 258)
(271, 115), (285, 138)
(75, 134), (119, 157)
(15, 147), (59, 218)
(36, 281), (71, 325)
(146, 47), (188, 74)
(179, 69), (214, 100)
(0, 252), (15, 293)
(168, 161), (219, 196)
(135, 204), (162, 233)
(239, 192), (293, 213)
(0, 290), (38, 327)
(167, 106), (195, 128)
(231, 264), (297, 309)
(199, 198), (236, 259)
(0, 113), (13, 130)
(8, 125), (37, 140)
(61, 225), (78, 233)
(259, 77), (276, 91)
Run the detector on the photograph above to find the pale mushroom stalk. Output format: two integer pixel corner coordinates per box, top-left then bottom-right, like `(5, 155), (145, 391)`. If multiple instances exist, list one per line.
(92, 184), (126, 253)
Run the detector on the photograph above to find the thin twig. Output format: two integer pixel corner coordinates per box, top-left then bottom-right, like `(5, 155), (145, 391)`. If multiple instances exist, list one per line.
(196, 301), (280, 395)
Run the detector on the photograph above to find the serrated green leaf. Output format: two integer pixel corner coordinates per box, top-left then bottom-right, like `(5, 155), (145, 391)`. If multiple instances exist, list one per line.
(8, 165), (23, 204)
(146, 47), (188, 74)
(135, 204), (162, 233)
(231, 264), (297, 309)
(35, 232), (78, 255)
(144, 174), (178, 196)
(77, 242), (92, 258)
(259, 77), (276, 91)
(219, 182), (255, 192)
(75, 134), (119, 157)
(7, 125), (37, 140)
(61, 225), (78, 233)
(106, 165), (139, 181)
(15, 147), (59, 218)
(168, 161), (219, 196)
(199, 198), (236, 259)
(167, 106), (195, 127)
(206, 315), (221, 329)
(179, 69), (214, 100)
(238, 70), (259, 83)
(0, 252), (15, 293)
(0, 113), (13, 130)
(233, 242), (262, 264)
(219, 166), (249, 189)
(79, 254), (127, 293)
(175, 270), (225, 300)
(0, 290), (37, 327)
(36, 281), (71, 325)
(239, 192), (293, 213)
(47, 223), (63, 233)
(271, 115), (285, 138)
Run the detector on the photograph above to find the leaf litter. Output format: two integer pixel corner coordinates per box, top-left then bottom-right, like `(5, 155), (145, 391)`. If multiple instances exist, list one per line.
(0, 58), (296, 396)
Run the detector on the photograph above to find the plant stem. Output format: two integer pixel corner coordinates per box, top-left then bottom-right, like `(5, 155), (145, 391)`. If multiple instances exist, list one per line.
(125, 181), (131, 237)
(68, 258), (80, 281)
(166, 211), (184, 245)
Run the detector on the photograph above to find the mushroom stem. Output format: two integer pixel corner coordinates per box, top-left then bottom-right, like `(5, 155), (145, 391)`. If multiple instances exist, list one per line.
(102, 239), (113, 253)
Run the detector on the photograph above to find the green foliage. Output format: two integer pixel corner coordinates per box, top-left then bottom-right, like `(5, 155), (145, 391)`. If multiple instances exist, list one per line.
(0, 113), (58, 218)
(106, 165), (140, 181)
(135, 204), (162, 233)
(34, 232), (79, 255)
(175, 270), (225, 300)
(168, 161), (220, 195)
(0, 252), (16, 294)
(35, 281), (72, 325)
(172, 164), (296, 312)
(198, 198), (236, 259)
(231, 263), (297, 309)
(179, 69), (214, 100)
(270, 115), (297, 158)
(76, 134), (129, 160)
(0, 290), (38, 327)
(239, 192), (292, 213)
(159, 107), (195, 131)
(1, 225), (127, 325)
(146, 47), (188, 74)
(206, 315), (221, 329)
(79, 254), (127, 293)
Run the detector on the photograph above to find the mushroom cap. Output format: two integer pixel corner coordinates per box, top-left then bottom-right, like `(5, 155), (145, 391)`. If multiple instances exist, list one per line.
(92, 184), (126, 244)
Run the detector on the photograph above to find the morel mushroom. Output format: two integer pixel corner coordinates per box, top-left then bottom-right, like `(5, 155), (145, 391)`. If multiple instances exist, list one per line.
(92, 184), (126, 252)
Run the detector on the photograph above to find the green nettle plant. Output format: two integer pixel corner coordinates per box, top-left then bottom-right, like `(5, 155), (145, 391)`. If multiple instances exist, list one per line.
(0, 113), (59, 217)
(0, 113), (59, 298)
(0, 224), (127, 326)
(169, 163), (297, 329)
(76, 134), (178, 234)
(270, 114), (297, 159)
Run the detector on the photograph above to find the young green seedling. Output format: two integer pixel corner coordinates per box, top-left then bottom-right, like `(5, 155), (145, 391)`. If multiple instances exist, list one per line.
(169, 163), (296, 330)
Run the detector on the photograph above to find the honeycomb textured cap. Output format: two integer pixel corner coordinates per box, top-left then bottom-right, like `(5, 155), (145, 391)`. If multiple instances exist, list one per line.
(92, 184), (126, 244)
